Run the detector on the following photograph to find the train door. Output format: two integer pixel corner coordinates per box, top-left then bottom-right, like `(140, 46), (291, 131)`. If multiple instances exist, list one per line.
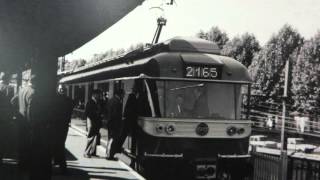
(74, 84), (86, 110)
(71, 84), (75, 100)
(95, 81), (110, 130)
(121, 79), (135, 152)
(87, 83), (94, 101)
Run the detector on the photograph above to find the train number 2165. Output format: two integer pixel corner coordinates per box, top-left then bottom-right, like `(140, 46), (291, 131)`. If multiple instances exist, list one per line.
(185, 66), (218, 79)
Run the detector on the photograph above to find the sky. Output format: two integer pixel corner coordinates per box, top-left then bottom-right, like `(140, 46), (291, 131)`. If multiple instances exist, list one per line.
(65, 0), (320, 61)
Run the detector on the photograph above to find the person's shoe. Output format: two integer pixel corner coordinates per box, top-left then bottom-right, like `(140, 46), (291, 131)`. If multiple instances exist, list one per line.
(83, 154), (91, 158)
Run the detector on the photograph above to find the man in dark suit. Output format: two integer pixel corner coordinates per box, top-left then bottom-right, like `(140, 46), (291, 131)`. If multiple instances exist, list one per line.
(106, 88), (124, 160)
(0, 72), (13, 165)
(84, 89), (102, 158)
(110, 88), (139, 161)
(170, 94), (187, 117)
(53, 85), (74, 174)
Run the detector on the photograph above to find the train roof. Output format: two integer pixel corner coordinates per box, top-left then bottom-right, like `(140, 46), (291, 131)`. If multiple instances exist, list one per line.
(161, 36), (221, 54)
(60, 37), (251, 84)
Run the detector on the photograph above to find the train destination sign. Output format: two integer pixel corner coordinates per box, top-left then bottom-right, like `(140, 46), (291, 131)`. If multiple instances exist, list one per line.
(185, 65), (222, 79)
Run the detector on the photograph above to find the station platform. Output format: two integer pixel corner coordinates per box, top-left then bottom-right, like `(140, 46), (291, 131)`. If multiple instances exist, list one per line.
(0, 119), (144, 180)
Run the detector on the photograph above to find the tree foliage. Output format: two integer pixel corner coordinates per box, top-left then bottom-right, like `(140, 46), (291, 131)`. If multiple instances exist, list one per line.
(292, 32), (320, 115)
(248, 24), (304, 105)
(222, 33), (260, 67)
(196, 26), (229, 49)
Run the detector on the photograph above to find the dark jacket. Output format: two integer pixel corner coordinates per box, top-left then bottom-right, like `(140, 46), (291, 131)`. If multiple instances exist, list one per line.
(123, 93), (138, 125)
(107, 96), (122, 131)
(0, 83), (14, 122)
(57, 94), (74, 127)
(85, 98), (102, 128)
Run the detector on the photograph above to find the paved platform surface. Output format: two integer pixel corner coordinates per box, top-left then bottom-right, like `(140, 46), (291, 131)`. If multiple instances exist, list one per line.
(0, 126), (144, 180)
(71, 118), (109, 146)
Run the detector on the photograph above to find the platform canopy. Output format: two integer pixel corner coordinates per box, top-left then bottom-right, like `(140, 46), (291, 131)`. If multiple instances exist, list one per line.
(0, 0), (144, 72)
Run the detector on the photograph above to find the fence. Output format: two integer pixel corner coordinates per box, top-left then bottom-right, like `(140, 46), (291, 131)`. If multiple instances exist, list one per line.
(252, 152), (280, 180)
(288, 157), (320, 180)
(252, 151), (320, 180)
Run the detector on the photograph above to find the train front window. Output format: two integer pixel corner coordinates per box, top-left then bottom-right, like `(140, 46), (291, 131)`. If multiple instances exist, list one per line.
(154, 81), (247, 120)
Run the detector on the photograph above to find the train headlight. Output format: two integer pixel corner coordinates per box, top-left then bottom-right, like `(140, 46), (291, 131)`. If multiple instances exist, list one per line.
(237, 128), (245, 135)
(165, 124), (176, 135)
(227, 126), (237, 136)
(155, 124), (164, 134)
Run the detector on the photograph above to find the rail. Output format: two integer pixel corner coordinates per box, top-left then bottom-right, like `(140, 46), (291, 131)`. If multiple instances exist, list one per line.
(251, 151), (320, 180)
(241, 107), (320, 138)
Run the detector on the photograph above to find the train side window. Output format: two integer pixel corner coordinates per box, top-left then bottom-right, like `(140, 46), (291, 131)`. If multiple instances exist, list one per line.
(155, 81), (165, 116)
(146, 80), (161, 117)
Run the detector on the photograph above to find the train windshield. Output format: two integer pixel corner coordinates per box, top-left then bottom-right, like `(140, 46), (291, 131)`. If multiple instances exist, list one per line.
(151, 80), (248, 120)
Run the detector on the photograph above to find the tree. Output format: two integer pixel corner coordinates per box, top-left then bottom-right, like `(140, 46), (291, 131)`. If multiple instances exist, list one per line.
(292, 32), (320, 115)
(196, 30), (207, 39)
(115, 48), (125, 56)
(196, 26), (229, 49)
(127, 43), (144, 52)
(249, 24), (304, 105)
(222, 33), (261, 67)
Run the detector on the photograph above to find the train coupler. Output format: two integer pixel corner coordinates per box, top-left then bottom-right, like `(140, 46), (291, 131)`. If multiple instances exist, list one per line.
(216, 154), (252, 180)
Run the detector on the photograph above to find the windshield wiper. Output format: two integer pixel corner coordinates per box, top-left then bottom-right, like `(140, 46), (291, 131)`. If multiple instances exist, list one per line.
(170, 83), (204, 91)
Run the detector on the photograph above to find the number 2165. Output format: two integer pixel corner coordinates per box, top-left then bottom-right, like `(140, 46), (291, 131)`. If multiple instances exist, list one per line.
(186, 66), (218, 78)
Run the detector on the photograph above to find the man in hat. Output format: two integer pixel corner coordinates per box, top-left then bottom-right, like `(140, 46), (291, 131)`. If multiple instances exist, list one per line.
(106, 88), (124, 160)
(53, 85), (74, 174)
(84, 89), (103, 158)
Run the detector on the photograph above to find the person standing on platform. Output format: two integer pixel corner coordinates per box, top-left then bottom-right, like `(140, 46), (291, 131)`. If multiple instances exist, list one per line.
(106, 89), (124, 160)
(84, 89), (103, 158)
(110, 87), (139, 160)
(0, 72), (13, 165)
(18, 74), (53, 180)
(53, 85), (74, 174)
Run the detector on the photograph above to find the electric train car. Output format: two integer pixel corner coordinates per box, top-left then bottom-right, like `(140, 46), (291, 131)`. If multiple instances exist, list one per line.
(59, 37), (252, 179)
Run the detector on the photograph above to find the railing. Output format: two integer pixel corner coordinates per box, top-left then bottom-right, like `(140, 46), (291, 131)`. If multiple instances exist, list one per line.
(251, 151), (320, 180)
(288, 157), (320, 180)
(241, 107), (320, 138)
(252, 152), (280, 180)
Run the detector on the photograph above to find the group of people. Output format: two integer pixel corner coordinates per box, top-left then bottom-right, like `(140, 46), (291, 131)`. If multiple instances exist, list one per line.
(1, 72), (143, 178)
(83, 87), (139, 161)
(0, 72), (74, 180)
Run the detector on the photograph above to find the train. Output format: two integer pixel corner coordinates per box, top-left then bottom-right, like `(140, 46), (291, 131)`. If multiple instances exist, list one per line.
(59, 37), (252, 179)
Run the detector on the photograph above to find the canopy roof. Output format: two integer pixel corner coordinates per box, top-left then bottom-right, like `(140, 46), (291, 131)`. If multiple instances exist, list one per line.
(0, 0), (144, 72)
